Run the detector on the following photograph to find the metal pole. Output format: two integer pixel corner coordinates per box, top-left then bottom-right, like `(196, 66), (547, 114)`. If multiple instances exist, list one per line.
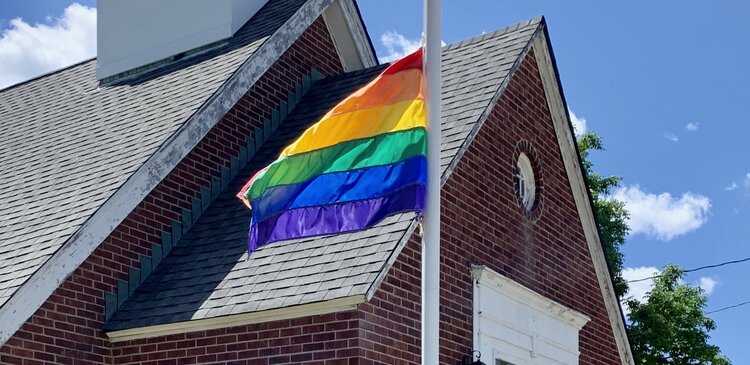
(422, 0), (441, 364)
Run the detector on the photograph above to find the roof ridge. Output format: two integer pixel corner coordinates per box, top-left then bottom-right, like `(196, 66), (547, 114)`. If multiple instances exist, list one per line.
(0, 0), (299, 93)
(0, 57), (96, 95)
(443, 16), (543, 52)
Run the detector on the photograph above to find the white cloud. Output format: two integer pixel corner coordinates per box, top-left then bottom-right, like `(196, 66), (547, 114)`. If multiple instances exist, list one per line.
(611, 185), (711, 241)
(568, 109), (587, 136)
(723, 173), (750, 192)
(699, 277), (718, 295)
(379, 31), (421, 63)
(378, 31), (446, 63)
(0, 3), (96, 89)
(622, 266), (659, 304)
(663, 132), (679, 142)
(686, 122), (699, 132)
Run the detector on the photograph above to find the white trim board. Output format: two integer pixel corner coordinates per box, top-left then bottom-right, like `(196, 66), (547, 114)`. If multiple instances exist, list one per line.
(471, 265), (589, 365)
(337, 0), (377, 68)
(471, 265), (590, 330)
(531, 31), (635, 365)
(321, 0), (377, 72)
(0, 0), (335, 347)
(106, 295), (365, 342)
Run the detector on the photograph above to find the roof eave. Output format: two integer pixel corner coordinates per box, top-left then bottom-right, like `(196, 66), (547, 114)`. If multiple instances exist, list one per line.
(105, 295), (366, 342)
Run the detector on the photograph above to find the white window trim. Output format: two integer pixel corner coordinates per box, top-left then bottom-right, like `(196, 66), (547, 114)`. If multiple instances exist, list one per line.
(516, 152), (536, 210)
(471, 265), (590, 365)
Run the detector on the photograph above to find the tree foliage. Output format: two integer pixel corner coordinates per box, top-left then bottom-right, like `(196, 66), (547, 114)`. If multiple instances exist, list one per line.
(626, 265), (731, 365)
(576, 132), (630, 298)
(577, 131), (730, 364)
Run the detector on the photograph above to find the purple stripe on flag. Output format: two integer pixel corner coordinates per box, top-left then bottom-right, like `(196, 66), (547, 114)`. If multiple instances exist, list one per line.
(249, 184), (425, 251)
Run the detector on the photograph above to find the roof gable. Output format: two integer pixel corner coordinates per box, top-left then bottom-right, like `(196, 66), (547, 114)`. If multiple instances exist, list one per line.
(104, 18), (543, 336)
(439, 18), (541, 181)
(529, 28), (634, 364)
(0, 7), (634, 361)
(106, 66), (393, 330)
(0, 0), (379, 345)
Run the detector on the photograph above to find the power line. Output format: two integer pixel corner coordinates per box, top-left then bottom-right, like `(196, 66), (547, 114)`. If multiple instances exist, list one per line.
(685, 256), (750, 274)
(707, 300), (750, 315)
(627, 256), (750, 283)
(624, 256), (750, 316)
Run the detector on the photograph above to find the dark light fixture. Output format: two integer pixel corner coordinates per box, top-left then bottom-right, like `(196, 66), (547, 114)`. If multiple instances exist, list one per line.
(461, 350), (486, 365)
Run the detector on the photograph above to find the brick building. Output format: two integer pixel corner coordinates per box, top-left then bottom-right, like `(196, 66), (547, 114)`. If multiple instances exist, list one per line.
(0, 0), (634, 364)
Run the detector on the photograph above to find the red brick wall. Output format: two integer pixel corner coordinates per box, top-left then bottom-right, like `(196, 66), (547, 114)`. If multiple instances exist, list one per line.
(357, 237), (422, 365)
(358, 49), (623, 365)
(111, 312), (361, 365)
(0, 16), (343, 365)
(1, 22), (623, 365)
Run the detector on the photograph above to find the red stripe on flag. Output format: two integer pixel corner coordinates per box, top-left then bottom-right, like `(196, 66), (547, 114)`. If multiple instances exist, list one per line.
(382, 48), (423, 75)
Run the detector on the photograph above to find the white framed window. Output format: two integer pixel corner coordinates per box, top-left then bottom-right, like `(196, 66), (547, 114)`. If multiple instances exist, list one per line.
(471, 266), (590, 365)
(515, 152), (536, 211)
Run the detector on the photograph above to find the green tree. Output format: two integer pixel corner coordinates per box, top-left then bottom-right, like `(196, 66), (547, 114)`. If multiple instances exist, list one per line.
(626, 265), (731, 365)
(576, 132), (630, 298)
(577, 131), (730, 363)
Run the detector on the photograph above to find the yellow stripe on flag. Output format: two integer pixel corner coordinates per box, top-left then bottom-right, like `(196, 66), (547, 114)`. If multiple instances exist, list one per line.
(280, 98), (426, 157)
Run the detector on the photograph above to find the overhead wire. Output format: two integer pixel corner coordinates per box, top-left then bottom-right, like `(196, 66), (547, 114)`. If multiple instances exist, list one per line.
(627, 256), (750, 283)
(706, 300), (750, 315)
(624, 256), (750, 315)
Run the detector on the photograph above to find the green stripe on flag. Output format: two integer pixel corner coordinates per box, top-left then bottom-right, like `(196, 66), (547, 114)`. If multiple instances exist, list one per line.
(246, 127), (427, 201)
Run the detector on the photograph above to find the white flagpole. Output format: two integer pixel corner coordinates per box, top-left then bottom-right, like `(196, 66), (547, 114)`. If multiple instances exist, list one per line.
(422, 0), (441, 364)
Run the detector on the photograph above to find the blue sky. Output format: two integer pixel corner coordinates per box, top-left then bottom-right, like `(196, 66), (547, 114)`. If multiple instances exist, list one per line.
(358, 1), (750, 362)
(1, 1), (748, 362)
(0, 0), (94, 23)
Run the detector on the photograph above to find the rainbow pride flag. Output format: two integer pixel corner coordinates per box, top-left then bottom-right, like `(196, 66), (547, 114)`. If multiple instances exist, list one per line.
(238, 50), (426, 252)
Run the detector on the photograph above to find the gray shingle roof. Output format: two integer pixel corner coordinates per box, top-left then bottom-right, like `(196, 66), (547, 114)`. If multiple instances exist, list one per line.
(0, 0), (308, 308)
(105, 17), (543, 331)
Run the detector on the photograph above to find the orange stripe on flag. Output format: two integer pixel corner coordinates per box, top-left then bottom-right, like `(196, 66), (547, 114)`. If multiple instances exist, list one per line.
(328, 69), (423, 116)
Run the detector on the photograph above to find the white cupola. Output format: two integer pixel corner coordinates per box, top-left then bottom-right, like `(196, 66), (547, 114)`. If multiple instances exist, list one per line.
(96, 0), (269, 80)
